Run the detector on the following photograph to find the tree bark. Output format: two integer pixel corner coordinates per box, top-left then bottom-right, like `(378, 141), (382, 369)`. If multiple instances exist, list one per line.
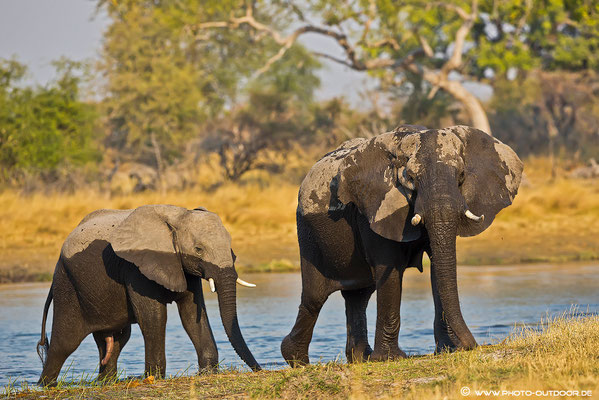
(150, 132), (166, 194)
(442, 80), (492, 136)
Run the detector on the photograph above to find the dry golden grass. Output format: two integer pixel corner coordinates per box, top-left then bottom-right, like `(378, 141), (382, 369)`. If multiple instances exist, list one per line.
(0, 180), (299, 281)
(9, 314), (599, 399)
(0, 156), (598, 282)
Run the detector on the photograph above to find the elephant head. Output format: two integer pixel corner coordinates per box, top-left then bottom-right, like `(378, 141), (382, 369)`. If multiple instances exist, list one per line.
(335, 125), (523, 351)
(109, 205), (261, 370)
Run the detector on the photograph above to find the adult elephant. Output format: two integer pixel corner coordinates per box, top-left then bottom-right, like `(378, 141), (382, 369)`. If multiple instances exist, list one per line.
(281, 125), (523, 365)
(37, 205), (261, 386)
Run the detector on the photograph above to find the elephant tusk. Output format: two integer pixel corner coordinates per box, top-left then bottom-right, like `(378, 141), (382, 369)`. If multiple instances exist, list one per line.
(465, 210), (484, 222)
(208, 278), (216, 293)
(236, 277), (256, 288)
(411, 214), (422, 226)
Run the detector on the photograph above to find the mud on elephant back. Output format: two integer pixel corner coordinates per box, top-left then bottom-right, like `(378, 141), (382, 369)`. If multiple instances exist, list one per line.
(37, 204), (261, 386)
(281, 125), (523, 366)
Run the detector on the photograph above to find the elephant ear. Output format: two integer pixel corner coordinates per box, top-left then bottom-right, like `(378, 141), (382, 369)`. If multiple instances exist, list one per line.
(452, 126), (523, 237)
(336, 138), (422, 242)
(110, 205), (188, 292)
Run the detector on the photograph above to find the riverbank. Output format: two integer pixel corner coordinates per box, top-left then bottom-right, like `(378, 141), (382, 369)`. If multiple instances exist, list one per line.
(1, 157), (598, 283)
(6, 314), (598, 399)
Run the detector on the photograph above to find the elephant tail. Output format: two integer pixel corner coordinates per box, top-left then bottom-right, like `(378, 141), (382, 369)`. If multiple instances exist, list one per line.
(37, 283), (53, 366)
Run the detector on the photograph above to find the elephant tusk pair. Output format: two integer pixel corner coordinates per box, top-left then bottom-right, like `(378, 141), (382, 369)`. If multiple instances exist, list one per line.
(207, 277), (256, 293)
(411, 210), (484, 226)
(465, 210), (484, 222)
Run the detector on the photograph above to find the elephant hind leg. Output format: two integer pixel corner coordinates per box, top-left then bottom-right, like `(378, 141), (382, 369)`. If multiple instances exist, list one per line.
(38, 265), (87, 387)
(342, 286), (375, 362)
(127, 284), (168, 378)
(38, 328), (87, 387)
(94, 325), (131, 382)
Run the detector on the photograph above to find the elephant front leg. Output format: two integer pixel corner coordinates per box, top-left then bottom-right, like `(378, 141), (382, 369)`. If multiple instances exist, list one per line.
(94, 325), (132, 381)
(176, 278), (218, 372)
(128, 285), (168, 378)
(370, 266), (407, 361)
(341, 286), (374, 362)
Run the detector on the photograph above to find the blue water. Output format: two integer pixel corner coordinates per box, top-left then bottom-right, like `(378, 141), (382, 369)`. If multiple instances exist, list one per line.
(1, 263), (598, 387)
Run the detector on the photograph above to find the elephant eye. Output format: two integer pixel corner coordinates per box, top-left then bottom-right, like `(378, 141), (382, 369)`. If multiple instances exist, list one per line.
(194, 246), (203, 254)
(399, 168), (416, 191)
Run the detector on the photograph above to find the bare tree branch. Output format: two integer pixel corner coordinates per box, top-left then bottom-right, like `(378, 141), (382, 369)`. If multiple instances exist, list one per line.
(441, 0), (478, 74)
(311, 51), (356, 69)
(366, 37), (401, 50)
(514, 0), (533, 37)
(196, 7), (369, 76)
(417, 34), (434, 58)
(360, 0), (377, 43)
(196, 1), (491, 133)
(427, 1), (471, 20)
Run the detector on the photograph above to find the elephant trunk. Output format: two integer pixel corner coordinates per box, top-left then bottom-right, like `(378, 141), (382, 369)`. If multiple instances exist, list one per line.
(425, 198), (477, 352)
(215, 269), (262, 371)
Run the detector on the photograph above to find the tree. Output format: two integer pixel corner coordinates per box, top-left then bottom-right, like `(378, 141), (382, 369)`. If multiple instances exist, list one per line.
(195, 0), (599, 136)
(100, 1), (209, 182)
(99, 0), (323, 182)
(206, 45), (321, 181)
(195, 0), (492, 133)
(0, 59), (100, 183)
(490, 70), (599, 176)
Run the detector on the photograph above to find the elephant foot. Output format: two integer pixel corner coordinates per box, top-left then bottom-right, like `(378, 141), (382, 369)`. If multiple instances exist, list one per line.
(346, 342), (373, 363)
(369, 345), (407, 362)
(97, 367), (118, 383)
(281, 335), (309, 367)
(37, 377), (57, 388)
(435, 341), (477, 354)
(434, 328), (478, 354)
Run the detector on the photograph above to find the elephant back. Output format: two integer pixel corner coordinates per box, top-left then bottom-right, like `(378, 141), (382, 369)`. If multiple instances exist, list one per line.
(61, 209), (133, 260)
(298, 137), (369, 217)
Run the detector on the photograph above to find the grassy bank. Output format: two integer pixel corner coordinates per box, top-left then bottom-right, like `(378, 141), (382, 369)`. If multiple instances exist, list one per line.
(6, 314), (599, 399)
(1, 157), (598, 283)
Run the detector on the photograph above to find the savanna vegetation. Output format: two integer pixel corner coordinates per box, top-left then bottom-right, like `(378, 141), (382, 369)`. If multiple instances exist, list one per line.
(7, 313), (598, 399)
(1, 0), (598, 282)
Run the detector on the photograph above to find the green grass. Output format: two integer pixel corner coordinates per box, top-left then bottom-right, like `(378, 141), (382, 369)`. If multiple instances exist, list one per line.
(8, 313), (599, 399)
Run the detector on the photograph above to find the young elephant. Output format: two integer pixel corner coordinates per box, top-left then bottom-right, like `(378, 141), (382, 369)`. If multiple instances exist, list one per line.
(37, 205), (261, 386)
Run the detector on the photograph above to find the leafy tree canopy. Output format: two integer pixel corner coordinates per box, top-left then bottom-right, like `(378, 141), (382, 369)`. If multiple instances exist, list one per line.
(0, 59), (100, 181)
(98, 0), (320, 168)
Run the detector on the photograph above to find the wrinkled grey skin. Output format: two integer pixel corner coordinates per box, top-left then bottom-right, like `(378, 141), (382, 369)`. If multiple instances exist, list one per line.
(37, 205), (260, 386)
(281, 125), (523, 365)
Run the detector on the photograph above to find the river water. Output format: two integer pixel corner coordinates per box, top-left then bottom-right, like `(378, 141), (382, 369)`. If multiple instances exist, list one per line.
(1, 263), (597, 387)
